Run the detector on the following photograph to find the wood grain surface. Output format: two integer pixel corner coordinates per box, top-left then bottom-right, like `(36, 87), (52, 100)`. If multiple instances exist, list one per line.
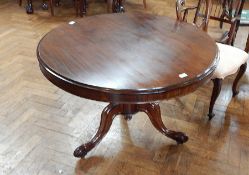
(1, 0), (249, 174)
(37, 13), (218, 102)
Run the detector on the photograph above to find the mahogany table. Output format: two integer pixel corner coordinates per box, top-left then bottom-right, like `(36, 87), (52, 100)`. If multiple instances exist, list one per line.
(37, 13), (219, 158)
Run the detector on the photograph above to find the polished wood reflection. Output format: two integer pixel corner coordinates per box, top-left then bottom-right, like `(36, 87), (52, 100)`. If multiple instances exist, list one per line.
(37, 13), (218, 103)
(73, 103), (188, 158)
(37, 13), (218, 157)
(1, 0), (249, 174)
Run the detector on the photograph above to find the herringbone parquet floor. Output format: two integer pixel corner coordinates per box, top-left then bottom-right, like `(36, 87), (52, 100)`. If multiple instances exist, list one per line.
(0, 0), (249, 174)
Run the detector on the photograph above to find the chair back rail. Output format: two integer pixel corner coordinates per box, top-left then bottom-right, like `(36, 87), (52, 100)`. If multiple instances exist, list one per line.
(176, 0), (246, 45)
(176, 0), (212, 31)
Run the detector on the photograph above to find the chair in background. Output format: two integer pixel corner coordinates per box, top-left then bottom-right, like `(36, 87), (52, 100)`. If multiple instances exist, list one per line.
(19, 0), (82, 16)
(19, 0), (54, 16)
(176, 0), (248, 120)
(110, 0), (146, 13)
(179, 0), (246, 45)
(55, 0), (83, 17)
(209, 0), (246, 45)
(176, 0), (211, 31)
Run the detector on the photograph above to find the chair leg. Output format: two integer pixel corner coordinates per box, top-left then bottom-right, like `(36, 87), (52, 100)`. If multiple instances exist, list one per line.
(79, 0), (83, 17)
(106, 0), (112, 13)
(26, 0), (33, 14)
(55, 0), (60, 6)
(143, 0), (146, 8)
(208, 78), (222, 120)
(245, 34), (249, 53)
(232, 63), (247, 97)
(75, 0), (79, 16)
(42, 0), (48, 10)
(78, 0), (86, 17)
(49, 0), (54, 16)
(19, 0), (22, 6)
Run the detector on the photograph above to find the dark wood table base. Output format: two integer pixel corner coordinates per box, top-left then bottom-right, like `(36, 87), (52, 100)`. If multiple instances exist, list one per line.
(73, 103), (188, 158)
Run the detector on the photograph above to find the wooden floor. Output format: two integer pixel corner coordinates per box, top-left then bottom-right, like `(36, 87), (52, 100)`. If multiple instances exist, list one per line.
(0, 0), (249, 174)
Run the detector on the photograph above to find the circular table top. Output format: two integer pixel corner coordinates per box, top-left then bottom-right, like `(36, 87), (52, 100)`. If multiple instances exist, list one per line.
(37, 13), (219, 103)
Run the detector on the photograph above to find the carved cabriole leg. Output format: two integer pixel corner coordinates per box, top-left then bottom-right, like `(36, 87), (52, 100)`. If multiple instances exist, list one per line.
(232, 63), (247, 97)
(74, 103), (122, 158)
(208, 78), (222, 120)
(74, 102), (188, 158)
(138, 103), (188, 144)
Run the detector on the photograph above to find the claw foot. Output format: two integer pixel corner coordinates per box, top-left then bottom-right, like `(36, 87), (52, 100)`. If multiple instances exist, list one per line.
(73, 145), (88, 158)
(171, 132), (188, 144)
